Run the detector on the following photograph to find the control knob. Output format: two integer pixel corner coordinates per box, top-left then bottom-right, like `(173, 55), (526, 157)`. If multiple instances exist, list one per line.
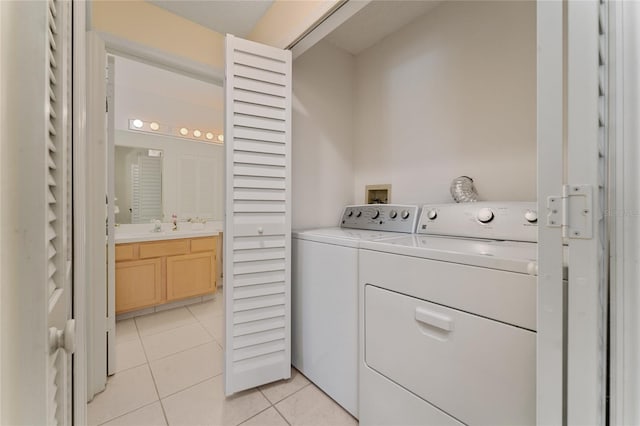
(371, 210), (380, 219)
(426, 209), (438, 220)
(356, 211), (362, 218)
(389, 210), (398, 219)
(347, 210), (353, 217)
(524, 210), (538, 223)
(401, 210), (410, 220)
(477, 208), (494, 224)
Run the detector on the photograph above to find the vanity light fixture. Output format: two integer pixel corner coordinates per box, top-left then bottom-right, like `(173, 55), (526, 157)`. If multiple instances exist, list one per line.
(128, 118), (222, 144)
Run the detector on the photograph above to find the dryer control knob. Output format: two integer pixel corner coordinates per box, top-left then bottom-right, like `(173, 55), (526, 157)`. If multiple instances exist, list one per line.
(389, 210), (398, 219)
(525, 210), (538, 223)
(347, 210), (353, 217)
(356, 211), (362, 218)
(371, 210), (380, 219)
(427, 209), (438, 220)
(477, 208), (494, 224)
(401, 210), (410, 220)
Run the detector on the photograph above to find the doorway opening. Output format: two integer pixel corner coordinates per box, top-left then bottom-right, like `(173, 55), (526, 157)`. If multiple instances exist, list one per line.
(86, 53), (226, 425)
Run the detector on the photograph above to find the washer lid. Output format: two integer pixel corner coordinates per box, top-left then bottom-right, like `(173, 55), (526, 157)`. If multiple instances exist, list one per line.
(359, 235), (538, 275)
(293, 227), (409, 247)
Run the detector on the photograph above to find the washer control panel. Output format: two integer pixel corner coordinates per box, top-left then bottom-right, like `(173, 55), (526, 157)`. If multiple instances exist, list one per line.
(341, 204), (419, 233)
(418, 202), (538, 242)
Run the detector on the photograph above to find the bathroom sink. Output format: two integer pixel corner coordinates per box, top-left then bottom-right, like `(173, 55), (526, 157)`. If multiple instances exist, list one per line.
(114, 228), (221, 244)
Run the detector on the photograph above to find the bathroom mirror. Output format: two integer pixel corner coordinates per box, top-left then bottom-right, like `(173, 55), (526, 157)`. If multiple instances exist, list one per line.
(114, 131), (224, 224)
(113, 54), (224, 225)
(115, 146), (163, 224)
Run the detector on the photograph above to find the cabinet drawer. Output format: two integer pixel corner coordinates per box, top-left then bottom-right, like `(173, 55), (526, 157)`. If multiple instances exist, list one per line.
(139, 239), (189, 259)
(365, 285), (535, 426)
(191, 236), (217, 253)
(115, 244), (136, 261)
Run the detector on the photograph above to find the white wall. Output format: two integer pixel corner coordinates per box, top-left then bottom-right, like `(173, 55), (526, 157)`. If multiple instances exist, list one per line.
(114, 55), (223, 134)
(292, 41), (356, 229)
(352, 1), (537, 204)
(115, 130), (224, 222)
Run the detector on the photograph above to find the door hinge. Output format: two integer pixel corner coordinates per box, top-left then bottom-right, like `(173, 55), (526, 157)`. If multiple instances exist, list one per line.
(546, 184), (593, 239)
(106, 314), (115, 333)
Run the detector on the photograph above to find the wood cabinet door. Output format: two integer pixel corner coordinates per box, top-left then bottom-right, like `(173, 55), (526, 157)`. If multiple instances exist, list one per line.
(115, 258), (163, 313)
(166, 252), (216, 301)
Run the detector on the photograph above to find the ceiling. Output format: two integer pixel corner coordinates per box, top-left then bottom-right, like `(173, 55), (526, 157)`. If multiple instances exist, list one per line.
(147, 0), (274, 37)
(325, 0), (442, 55)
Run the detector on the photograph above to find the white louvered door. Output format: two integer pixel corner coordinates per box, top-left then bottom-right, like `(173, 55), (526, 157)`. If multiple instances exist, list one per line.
(46, 0), (75, 423)
(1, 1), (74, 423)
(224, 35), (292, 395)
(566, 0), (610, 424)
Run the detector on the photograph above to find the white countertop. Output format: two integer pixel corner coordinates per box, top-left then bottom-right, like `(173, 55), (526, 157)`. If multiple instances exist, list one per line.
(115, 222), (223, 244)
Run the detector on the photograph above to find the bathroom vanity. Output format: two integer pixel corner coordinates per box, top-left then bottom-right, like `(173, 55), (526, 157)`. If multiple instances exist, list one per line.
(114, 225), (222, 314)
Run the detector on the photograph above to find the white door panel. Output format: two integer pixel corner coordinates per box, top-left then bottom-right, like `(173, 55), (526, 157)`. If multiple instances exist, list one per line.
(1, 0), (75, 423)
(538, 2), (610, 424)
(536, 1), (566, 423)
(224, 34), (292, 395)
(566, 1), (609, 424)
(106, 55), (116, 377)
(86, 32), (108, 400)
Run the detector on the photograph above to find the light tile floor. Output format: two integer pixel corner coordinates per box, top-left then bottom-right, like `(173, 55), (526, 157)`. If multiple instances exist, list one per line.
(88, 293), (358, 426)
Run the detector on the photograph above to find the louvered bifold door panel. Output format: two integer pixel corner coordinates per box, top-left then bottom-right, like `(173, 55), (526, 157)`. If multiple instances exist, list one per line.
(46, 0), (73, 424)
(566, 1), (610, 424)
(224, 34), (292, 395)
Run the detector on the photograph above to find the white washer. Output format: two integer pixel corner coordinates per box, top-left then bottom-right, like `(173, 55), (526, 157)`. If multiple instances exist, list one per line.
(292, 204), (418, 418)
(358, 202), (539, 426)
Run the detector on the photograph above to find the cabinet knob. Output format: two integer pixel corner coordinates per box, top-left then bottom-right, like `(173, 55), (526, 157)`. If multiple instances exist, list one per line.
(257, 227), (264, 234)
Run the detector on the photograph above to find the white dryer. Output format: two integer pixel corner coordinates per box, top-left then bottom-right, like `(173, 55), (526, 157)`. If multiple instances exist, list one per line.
(292, 204), (418, 418)
(358, 202), (539, 426)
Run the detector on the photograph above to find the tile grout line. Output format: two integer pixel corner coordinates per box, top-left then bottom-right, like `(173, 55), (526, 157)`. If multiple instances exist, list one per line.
(98, 299), (222, 425)
(272, 401), (293, 426)
(158, 372), (223, 401)
(133, 301), (214, 339)
(95, 400), (160, 426)
(236, 405), (273, 426)
(108, 336), (218, 377)
(265, 380), (313, 406)
(144, 338), (218, 364)
(134, 316), (171, 426)
(137, 317), (199, 338)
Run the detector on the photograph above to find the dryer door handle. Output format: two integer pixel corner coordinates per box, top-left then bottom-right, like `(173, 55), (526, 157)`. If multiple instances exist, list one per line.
(415, 307), (454, 332)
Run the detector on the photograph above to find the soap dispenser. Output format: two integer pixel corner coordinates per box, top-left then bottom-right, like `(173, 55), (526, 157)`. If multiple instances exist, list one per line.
(172, 214), (178, 231)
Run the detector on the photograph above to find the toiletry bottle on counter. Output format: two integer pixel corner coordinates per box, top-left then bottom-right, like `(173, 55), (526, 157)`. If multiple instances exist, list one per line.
(172, 214), (177, 231)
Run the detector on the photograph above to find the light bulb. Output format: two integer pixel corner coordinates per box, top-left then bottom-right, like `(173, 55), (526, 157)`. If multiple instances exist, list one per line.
(205, 132), (214, 140)
(179, 127), (189, 136)
(217, 134), (224, 142)
(133, 119), (143, 129)
(150, 122), (159, 131)
(193, 129), (202, 138)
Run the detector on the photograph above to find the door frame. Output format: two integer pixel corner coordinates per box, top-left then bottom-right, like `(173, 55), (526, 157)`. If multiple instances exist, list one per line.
(73, 0), (89, 423)
(535, 1), (565, 423)
(609, 2), (640, 424)
(79, 29), (224, 408)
